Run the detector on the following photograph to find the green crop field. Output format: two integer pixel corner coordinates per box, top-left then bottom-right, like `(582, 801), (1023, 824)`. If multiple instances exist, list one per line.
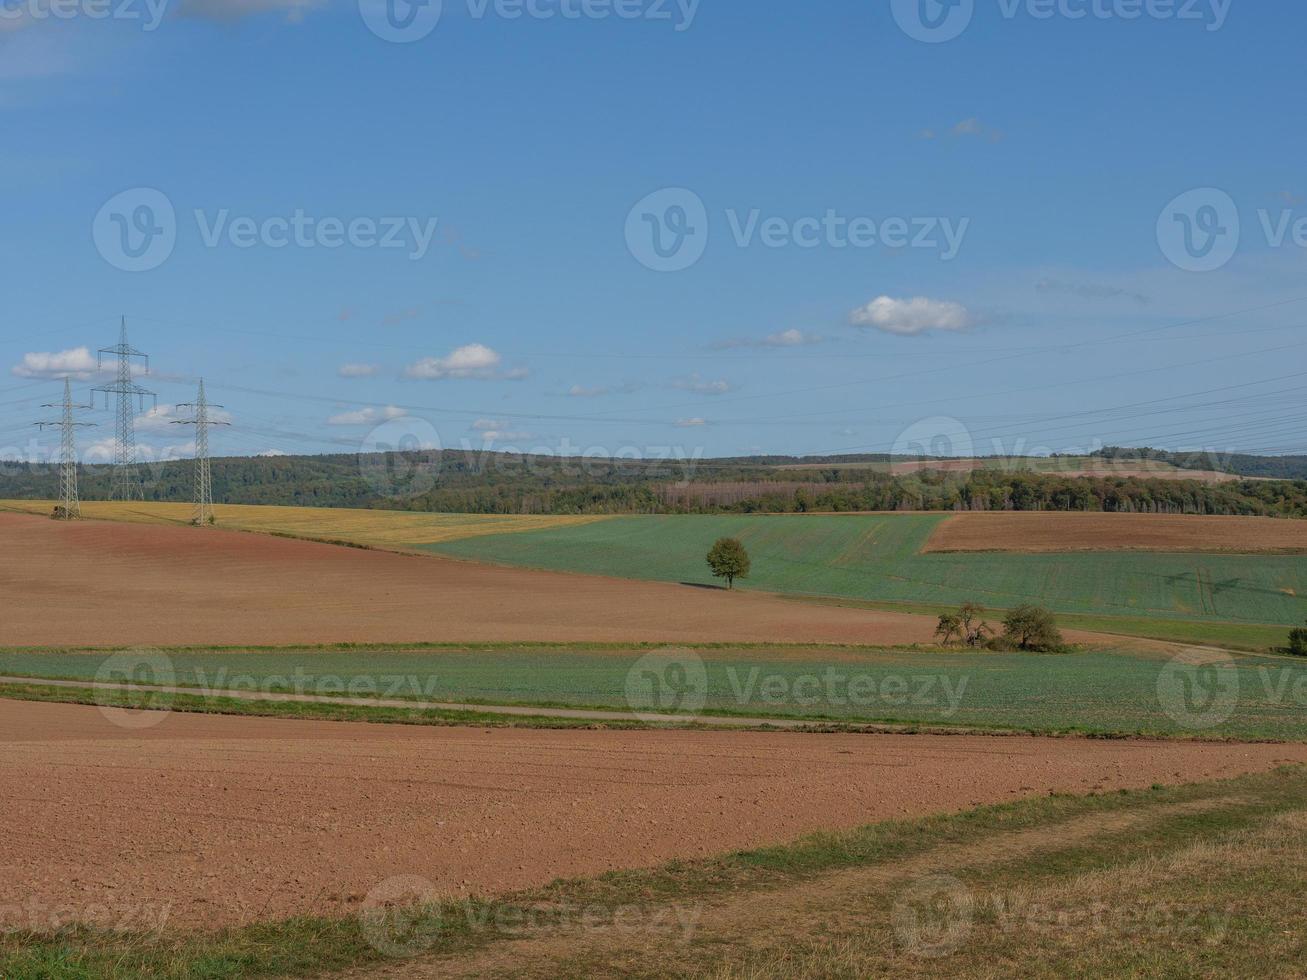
(426, 514), (1307, 627)
(5, 645), (1307, 740)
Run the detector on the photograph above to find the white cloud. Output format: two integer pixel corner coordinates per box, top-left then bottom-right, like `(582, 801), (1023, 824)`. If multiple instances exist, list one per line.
(670, 373), (733, 395)
(404, 344), (524, 381)
(476, 429), (533, 442)
(256, 449), (288, 457)
(136, 403), (233, 433)
(338, 363), (380, 378)
(12, 346), (98, 379)
(675, 417), (707, 428)
(470, 419), (533, 441)
(327, 405), (408, 426)
(712, 328), (823, 350)
(849, 296), (971, 336)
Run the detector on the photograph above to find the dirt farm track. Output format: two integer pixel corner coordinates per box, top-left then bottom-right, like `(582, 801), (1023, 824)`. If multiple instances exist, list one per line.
(4, 699), (1306, 930)
(0, 511), (947, 647)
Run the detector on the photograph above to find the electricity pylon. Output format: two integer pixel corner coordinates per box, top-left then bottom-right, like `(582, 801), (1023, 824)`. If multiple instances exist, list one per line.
(35, 378), (95, 520)
(172, 379), (228, 526)
(92, 317), (155, 501)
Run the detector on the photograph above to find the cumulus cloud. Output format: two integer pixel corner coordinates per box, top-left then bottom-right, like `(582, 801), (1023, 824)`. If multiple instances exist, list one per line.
(670, 373), (733, 395)
(849, 296), (971, 336)
(12, 347), (99, 379)
(470, 418), (533, 442)
(327, 405), (408, 426)
(136, 404), (235, 434)
(404, 344), (525, 381)
(711, 328), (823, 350)
(256, 449), (288, 457)
(338, 363), (380, 379)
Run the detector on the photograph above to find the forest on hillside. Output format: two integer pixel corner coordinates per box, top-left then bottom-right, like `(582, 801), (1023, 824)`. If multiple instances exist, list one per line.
(3, 448), (1307, 518)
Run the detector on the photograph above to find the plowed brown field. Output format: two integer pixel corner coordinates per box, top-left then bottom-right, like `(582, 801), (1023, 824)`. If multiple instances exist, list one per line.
(4, 699), (1305, 930)
(924, 511), (1307, 554)
(0, 512), (949, 647)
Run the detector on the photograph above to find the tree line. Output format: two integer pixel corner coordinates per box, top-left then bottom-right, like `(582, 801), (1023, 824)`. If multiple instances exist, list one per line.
(2, 451), (1306, 518)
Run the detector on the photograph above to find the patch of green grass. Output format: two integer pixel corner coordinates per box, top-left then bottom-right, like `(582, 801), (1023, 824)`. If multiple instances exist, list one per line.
(5, 643), (1307, 740)
(787, 595), (1293, 652)
(428, 514), (1307, 627)
(6, 768), (1305, 979)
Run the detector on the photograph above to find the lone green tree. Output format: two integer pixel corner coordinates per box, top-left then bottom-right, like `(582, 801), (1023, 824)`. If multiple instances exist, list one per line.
(1289, 622), (1307, 657)
(1002, 605), (1064, 652)
(706, 537), (751, 589)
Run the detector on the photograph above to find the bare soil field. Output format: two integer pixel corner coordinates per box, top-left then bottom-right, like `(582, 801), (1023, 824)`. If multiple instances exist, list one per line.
(3, 699), (1305, 931)
(924, 511), (1307, 554)
(0, 511), (949, 647)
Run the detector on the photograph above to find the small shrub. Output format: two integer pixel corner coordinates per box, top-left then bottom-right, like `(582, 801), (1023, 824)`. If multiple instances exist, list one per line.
(935, 603), (994, 648)
(1289, 627), (1307, 657)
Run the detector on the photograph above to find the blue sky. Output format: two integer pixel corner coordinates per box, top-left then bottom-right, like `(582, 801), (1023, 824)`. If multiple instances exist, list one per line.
(3, 0), (1307, 467)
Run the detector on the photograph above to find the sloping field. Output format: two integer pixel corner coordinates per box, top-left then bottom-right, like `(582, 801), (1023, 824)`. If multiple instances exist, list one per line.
(7, 645), (1306, 738)
(5, 699), (1305, 930)
(0, 499), (603, 550)
(0, 512), (946, 648)
(430, 514), (1307, 625)
(925, 512), (1307, 554)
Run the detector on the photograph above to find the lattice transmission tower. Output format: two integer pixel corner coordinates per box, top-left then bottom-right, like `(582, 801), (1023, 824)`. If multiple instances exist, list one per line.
(92, 317), (155, 501)
(172, 379), (228, 526)
(34, 378), (96, 520)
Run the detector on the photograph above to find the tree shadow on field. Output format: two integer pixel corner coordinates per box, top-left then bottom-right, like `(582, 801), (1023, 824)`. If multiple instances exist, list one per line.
(680, 581), (728, 591)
